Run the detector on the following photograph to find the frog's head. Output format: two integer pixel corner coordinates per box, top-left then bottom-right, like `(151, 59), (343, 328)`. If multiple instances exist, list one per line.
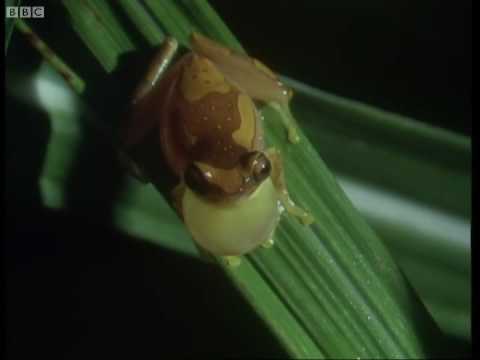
(184, 151), (271, 202)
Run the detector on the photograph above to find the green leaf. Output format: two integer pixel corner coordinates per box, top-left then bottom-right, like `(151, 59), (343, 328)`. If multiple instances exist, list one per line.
(9, 0), (470, 358)
(287, 78), (471, 342)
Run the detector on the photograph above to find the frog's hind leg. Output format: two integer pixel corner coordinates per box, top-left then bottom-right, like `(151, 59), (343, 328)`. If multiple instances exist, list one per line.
(117, 38), (179, 182)
(120, 37), (180, 149)
(190, 33), (300, 143)
(132, 37), (179, 104)
(266, 148), (314, 225)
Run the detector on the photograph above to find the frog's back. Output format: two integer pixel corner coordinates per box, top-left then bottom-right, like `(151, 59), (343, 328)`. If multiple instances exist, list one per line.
(169, 53), (263, 173)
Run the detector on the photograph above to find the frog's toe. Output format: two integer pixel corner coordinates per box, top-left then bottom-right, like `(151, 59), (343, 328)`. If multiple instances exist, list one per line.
(222, 256), (242, 267)
(288, 127), (300, 144)
(261, 238), (275, 249)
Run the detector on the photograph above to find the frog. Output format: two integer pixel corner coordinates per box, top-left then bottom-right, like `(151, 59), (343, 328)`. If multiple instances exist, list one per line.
(118, 32), (314, 266)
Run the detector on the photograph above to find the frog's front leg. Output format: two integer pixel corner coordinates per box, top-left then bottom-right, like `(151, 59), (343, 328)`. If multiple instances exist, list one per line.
(266, 148), (314, 225)
(266, 101), (301, 144)
(261, 238), (275, 249)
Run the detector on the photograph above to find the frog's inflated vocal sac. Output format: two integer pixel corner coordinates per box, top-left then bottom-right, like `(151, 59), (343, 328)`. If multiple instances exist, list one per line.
(119, 33), (313, 266)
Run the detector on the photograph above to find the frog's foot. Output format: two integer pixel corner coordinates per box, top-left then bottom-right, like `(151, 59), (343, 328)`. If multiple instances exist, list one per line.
(222, 256), (242, 267)
(261, 238), (275, 249)
(280, 197), (315, 225)
(117, 149), (150, 183)
(267, 101), (300, 144)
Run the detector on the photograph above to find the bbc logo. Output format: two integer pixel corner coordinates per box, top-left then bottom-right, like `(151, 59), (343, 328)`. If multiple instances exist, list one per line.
(6, 6), (45, 18)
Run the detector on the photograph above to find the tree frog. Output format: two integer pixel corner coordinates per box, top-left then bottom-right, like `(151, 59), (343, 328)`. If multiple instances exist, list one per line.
(119, 33), (313, 266)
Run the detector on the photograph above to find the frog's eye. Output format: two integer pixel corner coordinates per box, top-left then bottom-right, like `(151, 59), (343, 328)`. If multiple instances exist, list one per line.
(241, 151), (271, 183)
(184, 163), (212, 196)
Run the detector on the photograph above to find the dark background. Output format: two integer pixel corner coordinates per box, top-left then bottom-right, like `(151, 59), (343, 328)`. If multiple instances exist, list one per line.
(210, 0), (472, 136)
(5, 1), (472, 359)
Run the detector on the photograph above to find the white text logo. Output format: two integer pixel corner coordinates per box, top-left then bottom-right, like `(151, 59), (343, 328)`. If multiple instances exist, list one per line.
(6, 6), (45, 18)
